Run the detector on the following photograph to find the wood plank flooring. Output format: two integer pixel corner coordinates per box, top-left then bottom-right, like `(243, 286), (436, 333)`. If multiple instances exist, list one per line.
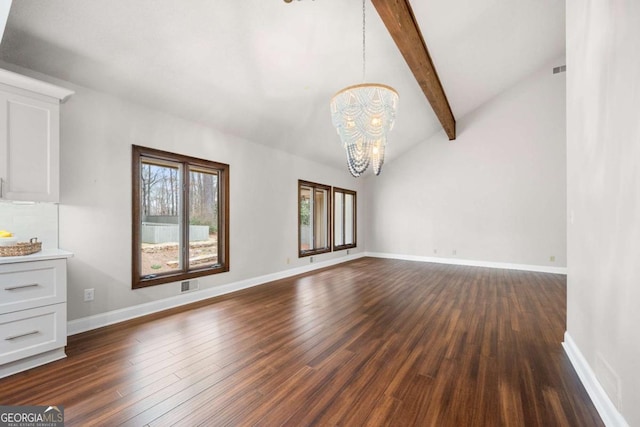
(0, 258), (603, 426)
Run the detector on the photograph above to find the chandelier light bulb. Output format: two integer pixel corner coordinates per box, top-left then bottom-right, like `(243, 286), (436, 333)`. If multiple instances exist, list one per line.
(330, 83), (398, 177)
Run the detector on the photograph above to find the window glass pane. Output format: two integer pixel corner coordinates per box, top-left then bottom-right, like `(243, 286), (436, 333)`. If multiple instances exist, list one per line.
(314, 188), (328, 249)
(334, 192), (344, 246)
(189, 167), (219, 270)
(298, 180), (331, 256)
(345, 193), (354, 245)
(332, 188), (356, 251)
(140, 160), (182, 277)
(300, 186), (312, 251)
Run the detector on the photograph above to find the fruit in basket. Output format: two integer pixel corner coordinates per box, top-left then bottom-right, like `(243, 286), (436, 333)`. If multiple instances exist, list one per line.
(0, 230), (13, 238)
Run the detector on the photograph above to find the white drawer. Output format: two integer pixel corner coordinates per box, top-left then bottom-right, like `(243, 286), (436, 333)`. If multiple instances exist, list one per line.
(0, 259), (66, 313)
(0, 303), (66, 365)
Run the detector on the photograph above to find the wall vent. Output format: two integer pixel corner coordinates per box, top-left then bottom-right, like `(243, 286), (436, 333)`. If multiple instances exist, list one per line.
(181, 280), (199, 292)
(553, 65), (567, 74)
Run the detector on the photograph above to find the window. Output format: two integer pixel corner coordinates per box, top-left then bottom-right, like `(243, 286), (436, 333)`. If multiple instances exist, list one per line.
(298, 180), (331, 257)
(132, 145), (229, 288)
(333, 187), (356, 251)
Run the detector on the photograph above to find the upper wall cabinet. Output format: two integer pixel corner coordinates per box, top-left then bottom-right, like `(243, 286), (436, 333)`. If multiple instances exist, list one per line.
(0, 69), (74, 203)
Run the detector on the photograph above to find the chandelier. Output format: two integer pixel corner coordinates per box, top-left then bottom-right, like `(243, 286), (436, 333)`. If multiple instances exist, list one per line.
(330, 0), (399, 177)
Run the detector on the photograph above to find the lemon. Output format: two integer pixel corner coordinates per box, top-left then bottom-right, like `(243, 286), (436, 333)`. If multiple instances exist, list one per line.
(0, 230), (13, 237)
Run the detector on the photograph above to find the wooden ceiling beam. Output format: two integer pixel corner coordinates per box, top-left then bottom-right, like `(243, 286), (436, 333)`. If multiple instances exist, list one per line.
(371, 0), (456, 140)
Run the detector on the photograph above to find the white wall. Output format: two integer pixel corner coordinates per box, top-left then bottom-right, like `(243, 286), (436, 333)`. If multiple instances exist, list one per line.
(566, 0), (640, 425)
(365, 60), (566, 269)
(0, 1), (10, 44)
(0, 62), (365, 322)
(60, 83), (366, 321)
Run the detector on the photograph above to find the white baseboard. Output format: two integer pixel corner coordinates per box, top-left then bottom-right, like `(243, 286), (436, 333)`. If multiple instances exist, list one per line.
(0, 348), (66, 379)
(365, 252), (567, 275)
(563, 332), (628, 427)
(67, 252), (365, 336)
(67, 252), (564, 336)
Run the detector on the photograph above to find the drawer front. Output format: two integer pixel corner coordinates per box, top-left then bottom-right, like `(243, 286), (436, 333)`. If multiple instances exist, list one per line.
(0, 259), (66, 313)
(0, 303), (66, 365)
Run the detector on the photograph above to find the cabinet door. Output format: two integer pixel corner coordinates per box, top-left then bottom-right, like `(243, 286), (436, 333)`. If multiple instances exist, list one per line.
(0, 92), (60, 202)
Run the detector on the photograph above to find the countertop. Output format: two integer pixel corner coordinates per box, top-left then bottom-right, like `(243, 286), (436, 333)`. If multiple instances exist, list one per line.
(0, 248), (73, 265)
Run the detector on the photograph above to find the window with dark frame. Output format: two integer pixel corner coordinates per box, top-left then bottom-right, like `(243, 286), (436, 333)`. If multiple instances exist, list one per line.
(333, 187), (357, 251)
(298, 180), (331, 257)
(132, 145), (229, 289)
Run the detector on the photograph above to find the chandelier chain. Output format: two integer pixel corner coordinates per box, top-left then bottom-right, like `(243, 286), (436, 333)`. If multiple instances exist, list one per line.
(362, 0), (366, 82)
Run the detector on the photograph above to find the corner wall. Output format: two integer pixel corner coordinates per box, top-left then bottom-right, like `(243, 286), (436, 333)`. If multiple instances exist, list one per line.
(365, 60), (566, 270)
(566, 0), (640, 425)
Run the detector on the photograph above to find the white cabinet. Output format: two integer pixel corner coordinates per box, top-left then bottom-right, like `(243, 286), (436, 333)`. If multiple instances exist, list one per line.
(0, 92), (60, 202)
(0, 256), (69, 378)
(0, 69), (73, 203)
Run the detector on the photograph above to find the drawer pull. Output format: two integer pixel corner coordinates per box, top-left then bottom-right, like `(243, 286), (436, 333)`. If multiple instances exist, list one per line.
(5, 330), (40, 341)
(4, 283), (39, 291)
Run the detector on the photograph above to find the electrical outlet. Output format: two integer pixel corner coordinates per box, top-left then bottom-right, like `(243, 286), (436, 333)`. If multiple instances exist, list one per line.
(346, 249), (350, 255)
(83, 288), (94, 302)
(550, 255), (556, 262)
(433, 249), (438, 254)
(452, 249), (457, 256)
(310, 256), (314, 263)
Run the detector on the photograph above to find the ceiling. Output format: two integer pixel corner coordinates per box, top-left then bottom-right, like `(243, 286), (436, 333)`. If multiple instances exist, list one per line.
(0, 0), (565, 173)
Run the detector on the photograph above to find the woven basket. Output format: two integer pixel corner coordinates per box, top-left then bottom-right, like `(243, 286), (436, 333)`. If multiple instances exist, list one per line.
(0, 238), (42, 257)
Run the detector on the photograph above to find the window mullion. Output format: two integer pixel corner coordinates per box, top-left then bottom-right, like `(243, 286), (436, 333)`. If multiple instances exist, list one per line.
(217, 172), (223, 266)
(182, 164), (189, 273)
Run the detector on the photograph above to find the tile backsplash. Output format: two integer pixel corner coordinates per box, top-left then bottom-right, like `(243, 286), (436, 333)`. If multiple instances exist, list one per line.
(0, 201), (59, 249)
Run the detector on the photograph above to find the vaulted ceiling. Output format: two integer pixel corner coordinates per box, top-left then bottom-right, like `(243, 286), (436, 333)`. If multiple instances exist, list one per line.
(0, 0), (565, 172)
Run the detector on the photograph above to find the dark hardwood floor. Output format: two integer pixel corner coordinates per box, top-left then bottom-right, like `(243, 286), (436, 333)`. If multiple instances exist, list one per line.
(0, 258), (603, 426)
